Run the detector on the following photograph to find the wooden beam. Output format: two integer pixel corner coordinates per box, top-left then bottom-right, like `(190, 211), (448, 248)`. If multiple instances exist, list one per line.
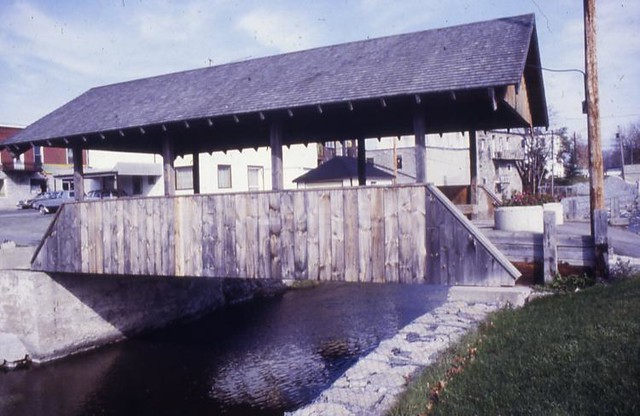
(192, 152), (200, 195)
(543, 210), (558, 284)
(233, 115), (240, 123)
(414, 110), (426, 183)
(207, 118), (213, 126)
(259, 111), (265, 121)
(184, 120), (190, 129)
(270, 121), (284, 190)
(287, 109), (294, 117)
(357, 137), (366, 186)
(488, 88), (498, 111)
(162, 134), (175, 196)
(347, 101), (354, 111)
(317, 105), (323, 114)
(72, 145), (84, 201)
(469, 130), (478, 208)
(414, 94), (421, 104)
(139, 127), (146, 134)
(380, 98), (387, 108)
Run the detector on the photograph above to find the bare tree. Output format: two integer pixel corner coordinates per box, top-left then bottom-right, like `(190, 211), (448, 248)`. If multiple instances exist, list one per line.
(514, 128), (556, 194)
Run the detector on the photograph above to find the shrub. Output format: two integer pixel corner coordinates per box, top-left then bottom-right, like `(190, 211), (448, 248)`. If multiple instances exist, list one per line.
(549, 273), (595, 292)
(500, 192), (559, 207)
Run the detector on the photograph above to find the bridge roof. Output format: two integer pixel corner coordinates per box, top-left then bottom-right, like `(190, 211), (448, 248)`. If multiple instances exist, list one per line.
(2, 14), (547, 156)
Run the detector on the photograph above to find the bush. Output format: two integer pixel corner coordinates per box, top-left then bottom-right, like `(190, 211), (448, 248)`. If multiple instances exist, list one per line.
(549, 273), (595, 292)
(500, 192), (559, 207)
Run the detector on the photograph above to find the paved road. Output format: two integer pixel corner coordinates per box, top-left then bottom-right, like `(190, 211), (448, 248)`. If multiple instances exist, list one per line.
(0, 208), (54, 247)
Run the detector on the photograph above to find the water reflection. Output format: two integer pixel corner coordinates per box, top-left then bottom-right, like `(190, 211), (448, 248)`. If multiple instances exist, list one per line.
(1, 282), (448, 415)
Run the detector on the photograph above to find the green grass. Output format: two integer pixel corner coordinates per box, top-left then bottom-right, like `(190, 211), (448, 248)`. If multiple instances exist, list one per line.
(388, 278), (640, 415)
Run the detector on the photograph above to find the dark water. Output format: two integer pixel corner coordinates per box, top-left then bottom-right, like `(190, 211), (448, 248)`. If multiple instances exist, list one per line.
(1, 282), (448, 416)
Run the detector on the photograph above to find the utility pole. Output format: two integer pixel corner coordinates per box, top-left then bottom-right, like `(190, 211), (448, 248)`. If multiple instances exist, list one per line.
(617, 129), (625, 181)
(584, 0), (608, 278)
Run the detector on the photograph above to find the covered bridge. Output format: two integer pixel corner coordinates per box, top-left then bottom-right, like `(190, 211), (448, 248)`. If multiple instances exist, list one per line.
(2, 14), (548, 286)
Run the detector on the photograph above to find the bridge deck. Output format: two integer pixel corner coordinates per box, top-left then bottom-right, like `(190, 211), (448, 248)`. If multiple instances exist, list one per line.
(32, 184), (520, 286)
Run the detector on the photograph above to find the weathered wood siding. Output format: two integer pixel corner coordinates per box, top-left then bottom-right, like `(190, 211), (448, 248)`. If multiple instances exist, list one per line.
(32, 184), (519, 286)
(488, 234), (595, 267)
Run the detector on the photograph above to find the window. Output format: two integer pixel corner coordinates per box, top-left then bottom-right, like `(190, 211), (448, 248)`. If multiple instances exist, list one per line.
(62, 179), (74, 191)
(66, 148), (74, 164)
(148, 176), (156, 185)
(217, 165), (232, 189)
(133, 176), (143, 195)
(34, 146), (42, 165)
(247, 166), (264, 191)
(396, 155), (403, 170)
(175, 166), (193, 190)
(366, 157), (374, 165)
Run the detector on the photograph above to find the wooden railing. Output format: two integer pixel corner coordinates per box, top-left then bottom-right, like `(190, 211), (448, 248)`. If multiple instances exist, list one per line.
(32, 184), (520, 286)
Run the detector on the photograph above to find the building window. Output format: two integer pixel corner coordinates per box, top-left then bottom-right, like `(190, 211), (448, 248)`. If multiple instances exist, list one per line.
(34, 146), (42, 166)
(62, 179), (74, 191)
(175, 166), (193, 190)
(247, 166), (264, 191)
(148, 176), (156, 185)
(396, 155), (403, 169)
(366, 157), (374, 165)
(217, 165), (232, 189)
(133, 176), (143, 195)
(66, 148), (74, 164)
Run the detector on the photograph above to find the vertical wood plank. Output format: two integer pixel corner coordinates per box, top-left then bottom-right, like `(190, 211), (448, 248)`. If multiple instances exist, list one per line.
(318, 191), (332, 281)
(384, 187), (399, 283)
(115, 199), (125, 275)
(343, 188), (359, 282)
(269, 192), (282, 279)
(223, 194), (236, 277)
(80, 203), (89, 273)
(398, 187), (413, 283)
(357, 188), (372, 282)
(257, 193), (271, 279)
(245, 193), (259, 278)
(370, 187), (385, 283)
(293, 191), (308, 280)
(543, 210), (558, 284)
(306, 191), (319, 280)
(144, 198), (155, 276)
(330, 190), (345, 281)
(235, 194), (247, 278)
(152, 197), (162, 276)
(101, 200), (113, 274)
(412, 186), (427, 283)
(191, 196), (204, 277)
(202, 196), (215, 277)
(281, 191), (295, 280)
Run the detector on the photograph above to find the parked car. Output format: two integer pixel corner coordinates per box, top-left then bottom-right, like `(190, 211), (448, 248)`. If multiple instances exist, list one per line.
(86, 189), (128, 200)
(35, 191), (76, 214)
(16, 191), (53, 209)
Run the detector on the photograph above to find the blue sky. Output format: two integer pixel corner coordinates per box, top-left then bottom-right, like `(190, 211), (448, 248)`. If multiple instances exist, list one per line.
(0, 0), (638, 147)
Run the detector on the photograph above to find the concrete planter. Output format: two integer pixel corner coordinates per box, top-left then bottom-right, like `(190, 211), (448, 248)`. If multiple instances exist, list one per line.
(494, 205), (544, 233)
(543, 202), (564, 225)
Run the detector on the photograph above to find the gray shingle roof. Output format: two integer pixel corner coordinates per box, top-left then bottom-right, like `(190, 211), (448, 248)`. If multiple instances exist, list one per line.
(293, 156), (395, 184)
(4, 14), (543, 148)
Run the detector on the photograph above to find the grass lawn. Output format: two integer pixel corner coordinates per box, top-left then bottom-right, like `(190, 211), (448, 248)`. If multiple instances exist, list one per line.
(388, 278), (640, 415)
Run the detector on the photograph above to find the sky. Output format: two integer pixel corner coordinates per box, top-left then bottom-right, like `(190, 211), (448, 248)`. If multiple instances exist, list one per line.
(0, 0), (638, 148)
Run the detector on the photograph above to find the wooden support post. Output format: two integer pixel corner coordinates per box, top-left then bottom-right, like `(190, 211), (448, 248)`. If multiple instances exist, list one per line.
(192, 151), (200, 195)
(270, 121), (283, 190)
(72, 145), (84, 201)
(468, 130), (478, 207)
(357, 136), (366, 186)
(593, 208), (609, 279)
(162, 134), (175, 196)
(584, 0), (607, 278)
(543, 210), (558, 284)
(414, 110), (426, 183)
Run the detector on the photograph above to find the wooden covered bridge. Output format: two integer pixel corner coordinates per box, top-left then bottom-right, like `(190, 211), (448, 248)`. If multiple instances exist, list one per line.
(2, 14), (549, 286)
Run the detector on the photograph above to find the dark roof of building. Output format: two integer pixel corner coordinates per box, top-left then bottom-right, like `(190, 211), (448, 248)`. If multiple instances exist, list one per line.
(293, 156), (394, 184)
(2, 14), (547, 155)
